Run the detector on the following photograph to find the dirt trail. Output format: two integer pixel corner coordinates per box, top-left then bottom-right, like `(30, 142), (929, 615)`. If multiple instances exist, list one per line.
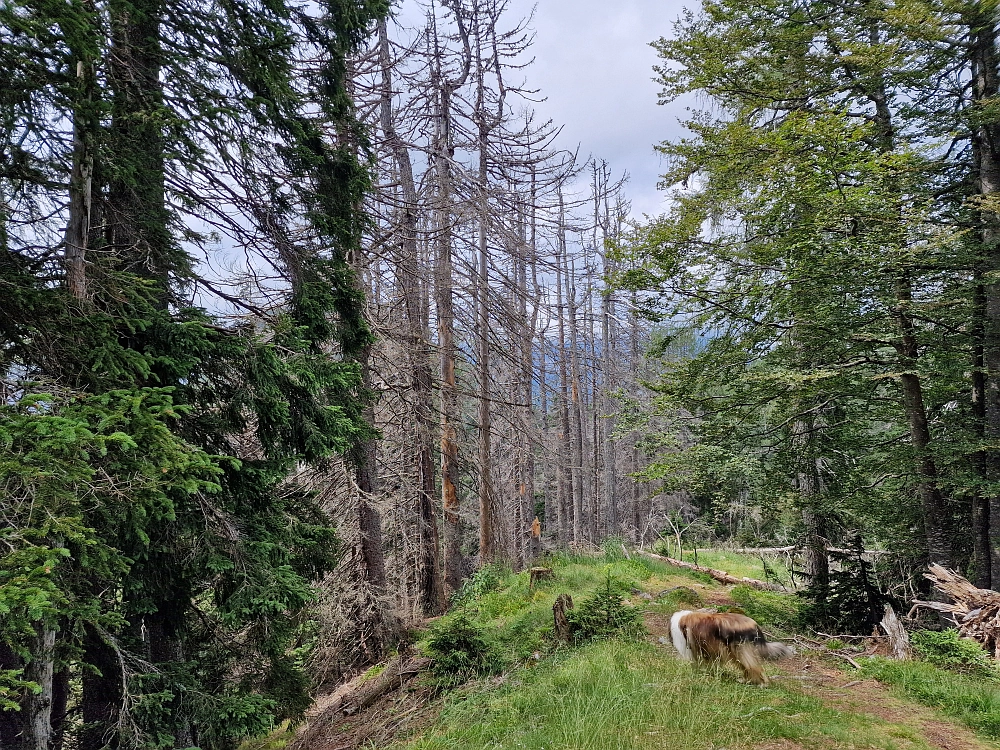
(644, 611), (996, 750)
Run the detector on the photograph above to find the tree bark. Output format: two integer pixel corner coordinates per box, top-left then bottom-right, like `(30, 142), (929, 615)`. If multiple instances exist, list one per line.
(431, 1), (470, 592)
(378, 18), (443, 614)
(969, 9), (1000, 585)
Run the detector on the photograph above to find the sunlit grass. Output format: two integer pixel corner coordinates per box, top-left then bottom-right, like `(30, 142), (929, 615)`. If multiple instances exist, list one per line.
(681, 548), (795, 588)
(395, 639), (936, 750)
(862, 657), (1000, 739)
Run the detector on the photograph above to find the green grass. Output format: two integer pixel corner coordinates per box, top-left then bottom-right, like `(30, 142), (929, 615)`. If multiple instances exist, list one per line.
(395, 639), (936, 750)
(679, 548), (794, 587)
(862, 657), (1000, 739)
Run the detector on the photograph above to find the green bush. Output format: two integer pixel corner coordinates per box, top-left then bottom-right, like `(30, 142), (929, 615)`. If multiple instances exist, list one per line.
(451, 564), (509, 607)
(658, 586), (704, 610)
(601, 536), (629, 560)
(911, 629), (1000, 680)
(425, 615), (499, 683)
(568, 575), (646, 642)
(730, 585), (801, 630)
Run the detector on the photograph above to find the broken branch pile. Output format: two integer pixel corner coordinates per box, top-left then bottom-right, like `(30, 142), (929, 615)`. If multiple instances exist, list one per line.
(909, 563), (1000, 659)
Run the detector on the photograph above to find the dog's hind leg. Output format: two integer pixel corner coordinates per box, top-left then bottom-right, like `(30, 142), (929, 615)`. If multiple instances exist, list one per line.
(732, 644), (767, 686)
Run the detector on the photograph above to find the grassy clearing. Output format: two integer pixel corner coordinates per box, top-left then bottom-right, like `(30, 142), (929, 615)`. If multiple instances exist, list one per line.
(394, 552), (968, 750)
(679, 548), (794, 587)
(398, 639), (937, 750)
(861, 657), (1000, 740)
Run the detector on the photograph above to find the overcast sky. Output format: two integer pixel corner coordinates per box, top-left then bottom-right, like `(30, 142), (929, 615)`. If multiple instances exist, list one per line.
(508, 0), (690, 218)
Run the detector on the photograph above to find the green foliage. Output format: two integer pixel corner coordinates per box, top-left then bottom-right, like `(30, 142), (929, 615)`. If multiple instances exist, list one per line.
(450, 564), (509, 608)
(601, 536), (629, 560)
(911, 630), (1000, 681)
(798, 549), (889, 635)
(567, 575), (646, 642)
(657, 586), (704, 610)
(729, 585), (801, 631)
(861, 658), (1000, 739)
(425, 615), (500, 684)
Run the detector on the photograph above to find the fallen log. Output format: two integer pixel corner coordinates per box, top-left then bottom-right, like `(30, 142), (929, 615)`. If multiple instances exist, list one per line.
(290, 654), (433, 750)
(910, 563), (1000, 659)
(640, 551), (786, 592)
(726, 545), (890, 557)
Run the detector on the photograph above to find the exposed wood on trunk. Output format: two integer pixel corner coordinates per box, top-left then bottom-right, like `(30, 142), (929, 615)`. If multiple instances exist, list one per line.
(431, 1), (470, 594)
(879, 605), (911, 661)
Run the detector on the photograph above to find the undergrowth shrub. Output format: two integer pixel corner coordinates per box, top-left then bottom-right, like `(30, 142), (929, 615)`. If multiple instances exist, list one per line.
(601, 536), (629, 560)
(425, 614), (499, 683)
(911, 629), (1000, 680)
(797, 545), (889, 635)
(451, 564), (509, 607)
(730, 585), (800, 630)
(607, 559), (653, 585)
(658, 586), (704, 610)
(568, 575), (646, 642)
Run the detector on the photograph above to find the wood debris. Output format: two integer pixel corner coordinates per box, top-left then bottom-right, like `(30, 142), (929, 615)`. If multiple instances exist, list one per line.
(909, 563), (1000, 659)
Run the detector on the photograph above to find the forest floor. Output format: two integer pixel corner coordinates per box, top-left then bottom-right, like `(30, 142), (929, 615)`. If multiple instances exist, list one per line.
(281, 551), (1000, 750)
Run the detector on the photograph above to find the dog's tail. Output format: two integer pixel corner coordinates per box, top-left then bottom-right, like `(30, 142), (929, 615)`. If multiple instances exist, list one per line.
(759, 640), (794, 660)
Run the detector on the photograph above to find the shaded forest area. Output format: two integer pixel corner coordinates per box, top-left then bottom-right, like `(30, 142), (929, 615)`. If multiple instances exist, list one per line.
(7, 0), (1000, 748)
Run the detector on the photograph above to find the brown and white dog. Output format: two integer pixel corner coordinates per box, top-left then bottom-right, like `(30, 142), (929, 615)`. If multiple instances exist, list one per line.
(670, 609), (793, 685)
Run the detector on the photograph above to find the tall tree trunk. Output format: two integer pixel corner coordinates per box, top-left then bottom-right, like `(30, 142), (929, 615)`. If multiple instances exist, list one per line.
(974, 275), (992, 588)
(378, 18), (443, 613)
(555, 194), (574, 544)
(431, 1), (470, 591)
(565, 254), (585, 544)
(80, 625), (121, 750)
(63, 24), (97, 303)
(969, 10), (1000, 585)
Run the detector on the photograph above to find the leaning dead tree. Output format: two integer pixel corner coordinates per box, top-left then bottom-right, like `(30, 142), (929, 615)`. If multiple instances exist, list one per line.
(910, 563), (1000, 659)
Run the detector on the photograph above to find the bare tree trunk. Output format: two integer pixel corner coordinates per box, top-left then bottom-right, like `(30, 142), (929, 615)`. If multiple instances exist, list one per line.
(891, 273), (952, 567)
(64, 45), (97, 302)
(565, 253), (585, 545)
(378, 18), (443, 614)
(431, 1), (471, 591)
(555, 194), (574, 544)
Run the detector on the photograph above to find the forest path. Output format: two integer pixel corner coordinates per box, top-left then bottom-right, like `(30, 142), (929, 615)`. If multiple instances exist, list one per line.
(643, 609), (996, 750)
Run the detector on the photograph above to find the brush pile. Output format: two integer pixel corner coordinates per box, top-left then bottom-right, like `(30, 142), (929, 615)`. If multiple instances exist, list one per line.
(909, 563), (1000, 659)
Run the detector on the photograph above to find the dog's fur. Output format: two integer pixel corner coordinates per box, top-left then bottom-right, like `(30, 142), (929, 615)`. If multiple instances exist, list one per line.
(669, 609), (793, 685)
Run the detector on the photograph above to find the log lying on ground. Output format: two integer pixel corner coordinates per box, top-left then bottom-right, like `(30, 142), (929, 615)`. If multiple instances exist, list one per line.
(290, 654), (432, 750)
(640, 551), (786, 592)
(909, 563), (1000, 659)
(727, 545), (890, 557)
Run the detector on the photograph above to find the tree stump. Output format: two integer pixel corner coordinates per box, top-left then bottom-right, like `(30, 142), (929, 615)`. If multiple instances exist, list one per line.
(553, 593), (574, 642)
(879, 604), (911, 660)
(529, 566), (553, 589)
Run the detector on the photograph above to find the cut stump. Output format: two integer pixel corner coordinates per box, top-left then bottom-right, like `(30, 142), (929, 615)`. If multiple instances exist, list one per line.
(553, 593), (574, 642)
(529, 567), (553, 589)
